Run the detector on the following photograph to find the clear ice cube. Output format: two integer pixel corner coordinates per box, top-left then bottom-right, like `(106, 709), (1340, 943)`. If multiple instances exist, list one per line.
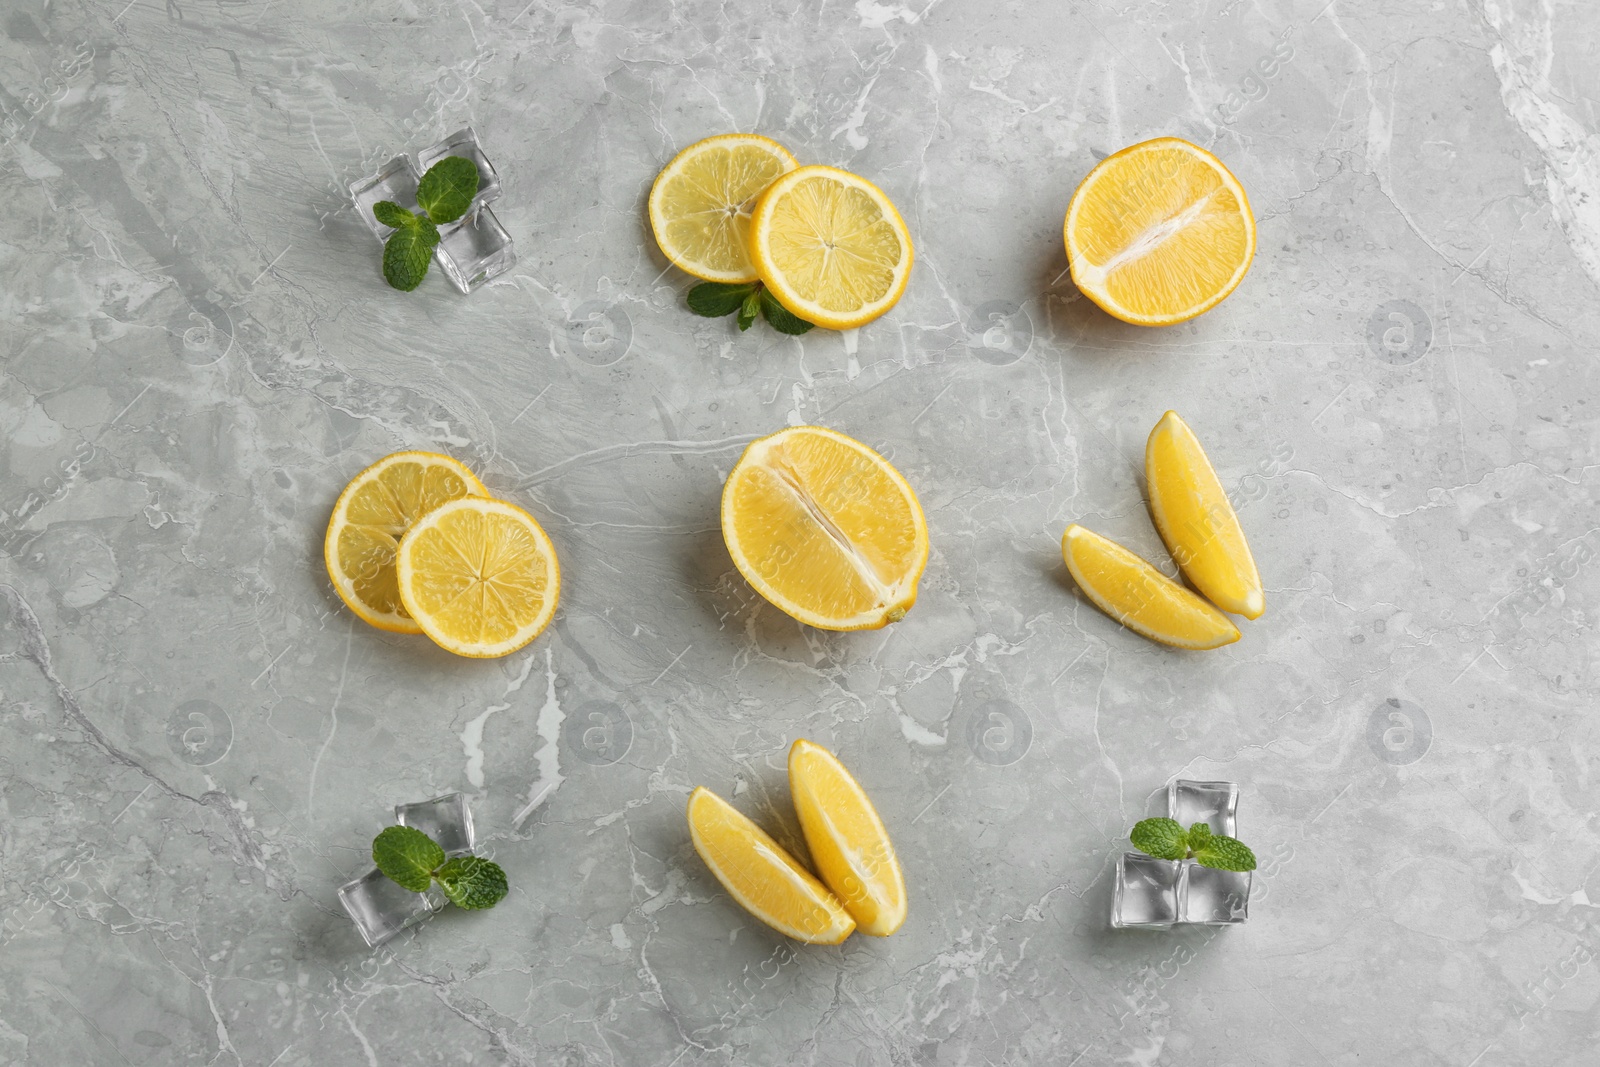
(434, 206), (516, 294)
(1168, 779), (1238, 837)
(1179, 864), (1251, 925)
(348, 154), (421, 242)
(394, 792), (476, 857)
(415, 126), (502, 208)
(337, 867), (444, 948)
(1112, 853), (1179, 928)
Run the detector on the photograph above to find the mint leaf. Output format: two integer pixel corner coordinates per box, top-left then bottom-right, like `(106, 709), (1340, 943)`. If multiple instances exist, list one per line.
(737, 289), (761, 331)
(415, 156), (479, 224)
(372, 825), (444, 892)
(1129, 817), (1187, 861)
(760, 290), (815, 335)
(687, 281), (758, 317)
(1187, 822), (1213, 848)
(1193, 835), (1257, 872)
(372, 200), (415, 229)
(381, 215), (440, 292)
(435, 856), (508, 910)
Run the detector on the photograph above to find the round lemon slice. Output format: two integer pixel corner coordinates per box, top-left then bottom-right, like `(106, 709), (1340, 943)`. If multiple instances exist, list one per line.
(1065, 137), (1255, 326)
(788, 739), (907, 936)
(324, 451), (488, 633)
(1061, 524), (1239, 649)
(395, 497), (560, 658)
(748, 165), (913, 330)
(648, 133), (799, 283)
(721, 426), (928, 631)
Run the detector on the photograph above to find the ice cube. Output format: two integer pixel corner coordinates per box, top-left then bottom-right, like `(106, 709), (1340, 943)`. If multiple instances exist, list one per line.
(1179, 863), (1251, 925)
(1168, 779), (1238, 837)
(348, 155), (421, 242)
(394, 792), (476, 857)
(415, 126), (502, 208)
(337, 867), (444, 948)
(434, 206), (516, 294)
(1112, 853), (1179, 928)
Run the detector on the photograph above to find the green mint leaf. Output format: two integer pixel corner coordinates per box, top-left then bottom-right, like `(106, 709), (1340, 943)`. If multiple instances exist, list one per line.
(737, 289), (761, 331)
(435, 856), (509, 910)
(687, 281), (758, 317)
(381, 215), (440, 292)
(415, 156), (479, 224)
(1187, 822), (1213, 849)
(1129, 817), (1187, 861)
(372, 200), (416, 230)
(372, 825), (445, 892)
(1193, 835), (1257, 872)
(760, 289), (815, 335)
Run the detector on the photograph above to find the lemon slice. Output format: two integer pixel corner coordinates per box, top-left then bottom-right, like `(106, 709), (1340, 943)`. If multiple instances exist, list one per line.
(748, 165), (913, 330)
(1065, 137), (1255, 326)
(687, 787), (856, 945)
(648, 133), (799, 283)
(394, 497), (560, 658)
(721, 425), (928, 631)
(788, 739), (907, 937)
(1061, 524), (1239, 649)
(1146, 411), (1264, 619)
(324, 452), (489, 633)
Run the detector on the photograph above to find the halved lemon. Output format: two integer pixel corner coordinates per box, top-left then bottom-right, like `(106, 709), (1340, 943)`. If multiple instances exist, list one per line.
(394, 497), (560, 658)
(1146, 411), (1264, 619)
(687, 786), (856, 945)
(748, 165), (913, 330)
(1061, 524), (1239, 649)
(721, 425), (928, 631)
(788, 739), (907, 937)
(1064, 137), (1255, 326)
(324, 451), (488, 633)
(648, 133), (799, 283)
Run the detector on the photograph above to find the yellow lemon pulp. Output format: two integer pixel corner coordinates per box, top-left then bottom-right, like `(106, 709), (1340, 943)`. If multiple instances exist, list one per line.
(721, 426), (928, 631)
(1065, 137), (1255, 326)
(324, 451), (488, 633)
(648, 133), (799, 283)
(1146, 411), (1264, 619)
(788, 739), (907, 937)
(394, 497), (560, 658)
(748, 165), (913, 330)
(1061, 524), (1239, 650)
(687, 787), (856, 945)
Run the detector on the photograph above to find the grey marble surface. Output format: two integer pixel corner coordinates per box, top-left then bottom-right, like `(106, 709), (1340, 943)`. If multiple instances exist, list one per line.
(3, 0), (1599, 1063)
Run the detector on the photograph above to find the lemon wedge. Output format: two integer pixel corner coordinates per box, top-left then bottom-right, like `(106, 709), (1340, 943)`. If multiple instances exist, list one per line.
(788, 740), (907, 936)
(687, 787), (856, 945)
(1061, 524), (1239, 649)
(648, 133), (798, 283)
(1146, 411), (1263, 619)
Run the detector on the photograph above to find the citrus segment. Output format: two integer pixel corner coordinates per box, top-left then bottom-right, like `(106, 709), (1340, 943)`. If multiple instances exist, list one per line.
(1065, 137), (1255, 326)
(721, 426), (928, 631)
(648, 134), (799, 283)
(788, 740), (907, 937)
(748, 165), (913, 330)
(687, 787), (856, 945)
(1145, 411), (1264, 619)
(395, 497), (560, 658)
(324, 452), (488, 633)
(1061, 524), (1239, 650)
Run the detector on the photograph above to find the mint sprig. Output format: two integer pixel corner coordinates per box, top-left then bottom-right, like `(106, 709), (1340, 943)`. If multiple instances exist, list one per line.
(1129, 817), (1257, 871)
(370, 155), (480, 292)
(687, 281), (815, 335)
(371, 825), (509, 909)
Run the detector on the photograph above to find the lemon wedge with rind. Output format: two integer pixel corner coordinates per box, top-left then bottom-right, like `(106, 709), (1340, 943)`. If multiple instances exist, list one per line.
(649, 133), (799, 283)
(721, 426), (928, 631)
(748, 165), (913, 330)
(788, 740), (907, 937)
(1065, 137), (1255, 326)
(324, 451), (489, 633)
(1146, 411), (1264, 619)
(395, 497), (560, 658)
(687, 786), (856, 945)
(1061, 524), (1239, 649)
